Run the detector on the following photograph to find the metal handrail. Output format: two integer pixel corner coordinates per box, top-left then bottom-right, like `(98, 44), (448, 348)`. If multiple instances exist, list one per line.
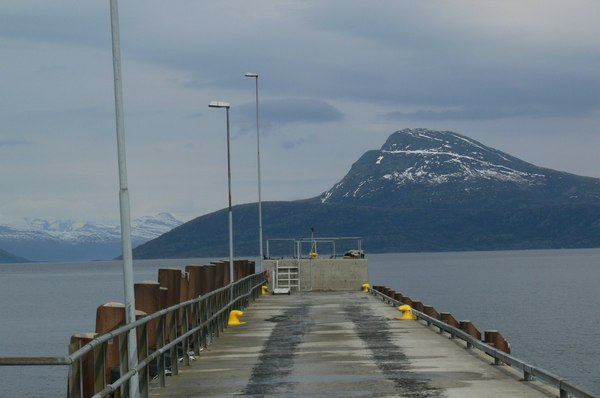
(266, 236), (363, 259)
(369, 288), (598, 398)
(0, 271), (267, 398)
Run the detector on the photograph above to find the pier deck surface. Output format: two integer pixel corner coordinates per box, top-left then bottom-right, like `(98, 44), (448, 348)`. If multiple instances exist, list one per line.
(150, 291), (555, 397)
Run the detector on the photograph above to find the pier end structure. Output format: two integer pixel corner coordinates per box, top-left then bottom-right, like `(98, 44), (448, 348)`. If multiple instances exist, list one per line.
(263, 258), (368, 291)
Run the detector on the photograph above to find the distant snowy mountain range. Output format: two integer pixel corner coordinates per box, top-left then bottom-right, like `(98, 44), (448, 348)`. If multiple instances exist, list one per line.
(0, 213), (182, 262)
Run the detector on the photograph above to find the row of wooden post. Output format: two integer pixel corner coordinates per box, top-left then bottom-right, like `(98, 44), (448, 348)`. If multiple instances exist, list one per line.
(69, 259), (255, 397)
(372, 285), (511, 355)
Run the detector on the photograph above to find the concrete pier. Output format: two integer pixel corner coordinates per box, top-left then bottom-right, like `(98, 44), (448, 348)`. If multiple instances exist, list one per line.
(150, 291), (555, 397)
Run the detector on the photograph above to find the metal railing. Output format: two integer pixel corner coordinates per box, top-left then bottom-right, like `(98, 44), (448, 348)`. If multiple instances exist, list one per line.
(0, 271), (266, 398)
(369, 287), (598, 398)
(266, 236), (362, 259)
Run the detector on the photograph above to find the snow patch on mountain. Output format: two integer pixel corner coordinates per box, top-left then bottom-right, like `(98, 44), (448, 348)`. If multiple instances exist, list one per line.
(378, 148), (544, 185)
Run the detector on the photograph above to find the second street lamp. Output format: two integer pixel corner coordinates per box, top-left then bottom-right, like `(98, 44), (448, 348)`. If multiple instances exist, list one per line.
(244, 72), (263, 272)
(208, 101), (235, 292)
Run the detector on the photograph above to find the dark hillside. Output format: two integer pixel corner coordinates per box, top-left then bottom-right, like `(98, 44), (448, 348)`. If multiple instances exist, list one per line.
(0, 248), (30, 263)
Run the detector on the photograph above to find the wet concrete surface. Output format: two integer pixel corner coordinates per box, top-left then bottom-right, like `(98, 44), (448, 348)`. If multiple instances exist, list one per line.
(150, 291), (556, 397)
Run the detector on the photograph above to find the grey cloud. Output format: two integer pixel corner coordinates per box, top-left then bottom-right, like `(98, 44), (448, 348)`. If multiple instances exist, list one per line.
(280, 137), (311, 150)
(3, 1), (600, 225)
(234, 98), (344, 135)
(382, 107), (544, 122)
(0, 3), (108, 48)
(0, 139), (30, 148)
(288, 2), (600, 118)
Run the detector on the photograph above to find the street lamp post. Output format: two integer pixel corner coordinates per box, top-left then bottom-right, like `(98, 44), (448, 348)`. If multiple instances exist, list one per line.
(109, 1), (139, 397)
(244, 72), (263, 272)
(208, 101), (234, 295)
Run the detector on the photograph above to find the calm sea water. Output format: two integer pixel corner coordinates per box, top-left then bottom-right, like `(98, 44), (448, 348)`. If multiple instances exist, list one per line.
(368, 249), (600, 395)
(1, 250), (598, 397)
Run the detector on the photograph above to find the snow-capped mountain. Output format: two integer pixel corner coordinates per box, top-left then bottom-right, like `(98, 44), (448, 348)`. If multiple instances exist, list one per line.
(320, 128), (600, 208)
(5, 212), (182, 243)
(131, 213), (183, 241)
(134, 128), (600, 258)
(0, 213), (183, 261)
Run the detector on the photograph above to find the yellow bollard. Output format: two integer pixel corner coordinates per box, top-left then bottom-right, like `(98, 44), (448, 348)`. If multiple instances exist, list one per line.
(361, 283), (370, 293)
(261, 285), (268, 295)
(228, 310), (246, 326)
(396, 304), (416, 320)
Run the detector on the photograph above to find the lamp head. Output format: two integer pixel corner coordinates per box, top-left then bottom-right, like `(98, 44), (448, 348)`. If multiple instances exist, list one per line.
(208, 101), (230, 109)
(244, 72), (258, 78)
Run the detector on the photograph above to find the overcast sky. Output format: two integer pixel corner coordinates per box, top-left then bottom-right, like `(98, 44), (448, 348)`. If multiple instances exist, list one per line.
(1, 1), (599, 225)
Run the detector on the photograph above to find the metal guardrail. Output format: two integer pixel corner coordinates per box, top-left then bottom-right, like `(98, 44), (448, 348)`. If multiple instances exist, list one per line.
(266, 236), (362, 259)
(0, 271), (267, 398)
(369, 288), (598, 398)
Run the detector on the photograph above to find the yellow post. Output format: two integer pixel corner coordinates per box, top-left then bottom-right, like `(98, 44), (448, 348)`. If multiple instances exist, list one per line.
(228, 310), (246, 325)
(261, 285), (268, 295)
(361, 283), (370, 293)
(396, 304), (416, 320)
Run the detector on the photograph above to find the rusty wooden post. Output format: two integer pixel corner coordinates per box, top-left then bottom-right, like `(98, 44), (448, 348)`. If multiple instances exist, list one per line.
(158, 268), (182, 307)
(486, 330), (510, 353)
(386, 289), (396, 303)
(159, 287), (168, 310)
(179, 272), (190, 303)
(69, 333), (98, 398)
(158, 268), (183, 344)
(459, 320), (481, 348)
(168, 308), (179, 376)
(136, 321), (149, 397)
(411, 300), (424, 312)
(441, 312), (459, 327)
(242, 259), (250, 277)
(233, 260), (243, 281)
(423, 305), (441, 327)
(245, 259), (251, 278)
(485, 330), (511, 364)
(235, 259), (243, 280)
(423, 305), (440, 319)
(440, 312), (459, 338)
(211, 261), (223, 288)
(200, 265), (216, 295)
(185, 265), (204, 299)
(393, 292), (404, 303)
(213, 261), (229, 286)
(95, 303), (126, 387)
(95, 303), (145, 393)
(134, 281), (161, 349)
(93, 343), (105, 395)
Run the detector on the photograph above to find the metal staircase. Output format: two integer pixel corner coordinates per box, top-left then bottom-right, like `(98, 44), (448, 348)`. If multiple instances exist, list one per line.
(273, 260), (300, 293)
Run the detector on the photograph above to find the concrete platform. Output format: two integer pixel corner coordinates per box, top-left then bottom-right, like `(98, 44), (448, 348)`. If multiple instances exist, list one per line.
(150, 291), (556, 397)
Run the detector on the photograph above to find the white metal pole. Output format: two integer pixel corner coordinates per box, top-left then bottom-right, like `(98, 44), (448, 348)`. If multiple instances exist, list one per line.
(109, 1), (139, 396)
(254, 76), (264, 272)
(245, 73), (263, 272)
(208, 101), (233, 302)
(226, 107), (235, 302)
